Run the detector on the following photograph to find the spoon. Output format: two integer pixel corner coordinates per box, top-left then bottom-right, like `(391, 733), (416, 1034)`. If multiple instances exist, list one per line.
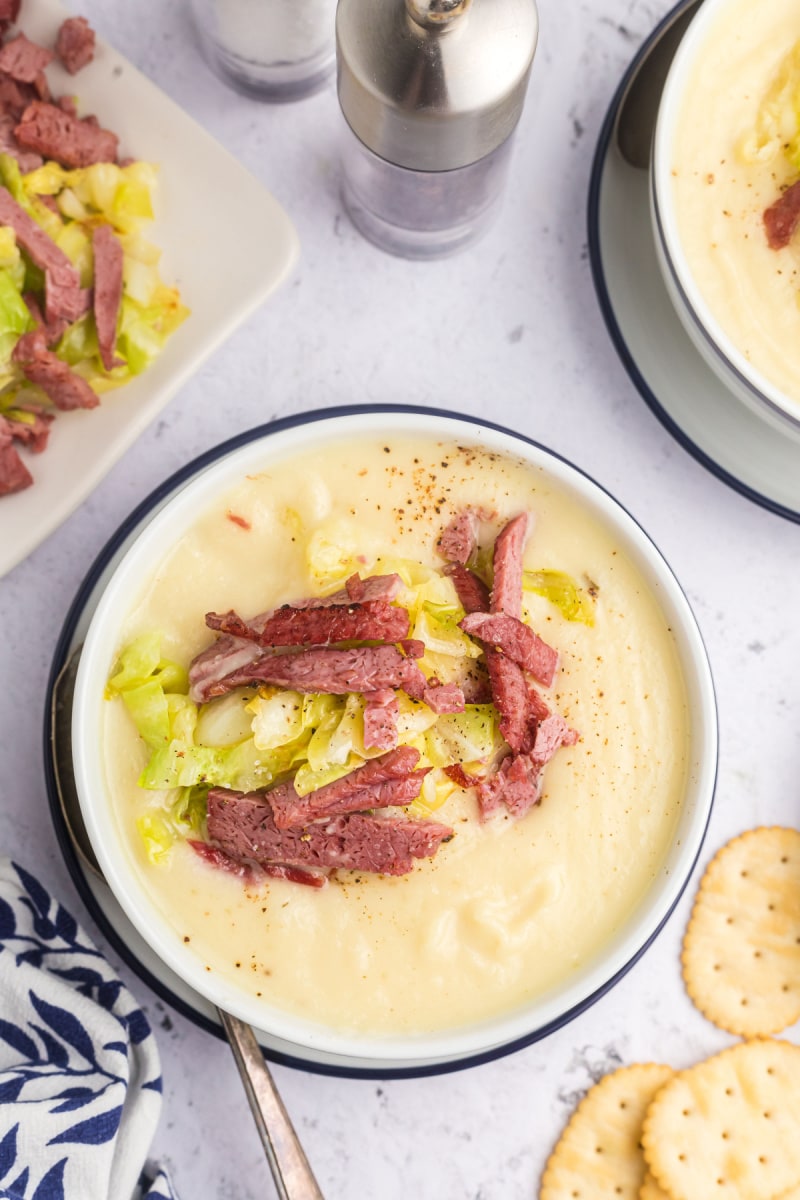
(50, 647), (325, 1200)
(615, 0), (702, 169)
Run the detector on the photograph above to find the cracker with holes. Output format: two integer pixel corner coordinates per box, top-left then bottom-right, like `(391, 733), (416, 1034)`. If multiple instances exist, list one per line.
(682, 827), (800, 1036)
(539, 1062), (674, 1199)
(642, 1038), (800, 1200)
(638, 1172), (670, 1200)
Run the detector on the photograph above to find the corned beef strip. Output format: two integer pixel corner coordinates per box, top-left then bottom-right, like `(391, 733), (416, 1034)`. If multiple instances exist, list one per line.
(342, 572), (403, 603)
(44, 277), (90, 325)
(0, 186), (87, 325)
(530, 713), (579, 763)
(0, 0), (20, 25)
(363, 689), (399, 750)
(444, 562), (489, 615)
(490, 513), (530, 617)
(460, 611), (558, 687)
(92, 223), (123, 371)
(0, 75), (37, 121)
(399, 637), (424, 659)
(0, 112), (40, 170)
(55, 16), (96, 75)
(422, 680), (465, 713)
(486, 652), (530, 754)
(478, 715), (579, 819)
(436, 510), (478, 565)
(527, 683), (551, 724)
(478, 753), (542, 818)
(207, 789), (452, 876)
(189, 839), (327, 888)
(22, 289), (67, 346)
(445, 566), (532, 745)
(15, 100), (118, 167)
(200, 644), (429, 702)
(764, 179), (800, 250)
(268, 772), (428, 831)
(290, 573), (404, 608)
(188, 634), (263, 703)
(5, 403), (53, 452)
(206, 600), (410, 647)
(268, 747), (421, 828)
(444, 763), (481, 789)
(0, 414), (32, 494)
(460, 666), (492, 705)
(13, 328), (98, 410)
(0, 33), (53, 83)
(57, 93), (78, 118)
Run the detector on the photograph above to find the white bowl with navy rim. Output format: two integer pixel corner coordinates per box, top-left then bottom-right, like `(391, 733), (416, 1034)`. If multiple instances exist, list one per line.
(68, 406), (718, 1074)
(651, 0), (800, 443)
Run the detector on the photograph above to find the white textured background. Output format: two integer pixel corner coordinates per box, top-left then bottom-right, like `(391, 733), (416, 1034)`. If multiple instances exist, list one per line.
(1, 0), (799, 1196)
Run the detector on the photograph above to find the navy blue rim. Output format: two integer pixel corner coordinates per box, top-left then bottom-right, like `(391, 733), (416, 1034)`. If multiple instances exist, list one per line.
(586, 0), (800, 525)
(43, 403), (718, 1079)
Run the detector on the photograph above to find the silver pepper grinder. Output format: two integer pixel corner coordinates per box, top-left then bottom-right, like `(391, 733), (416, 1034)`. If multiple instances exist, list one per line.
(336, 0), (539, 258)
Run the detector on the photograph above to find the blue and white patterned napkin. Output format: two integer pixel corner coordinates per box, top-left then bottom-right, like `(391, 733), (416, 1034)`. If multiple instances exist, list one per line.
(0, 858), (179, 1200)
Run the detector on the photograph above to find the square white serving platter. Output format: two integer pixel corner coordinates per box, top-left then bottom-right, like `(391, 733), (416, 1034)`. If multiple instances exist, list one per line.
(0, 0), (299, 578)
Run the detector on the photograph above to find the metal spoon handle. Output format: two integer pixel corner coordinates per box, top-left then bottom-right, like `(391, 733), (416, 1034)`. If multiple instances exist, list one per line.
(218, 1009), (325, 1200)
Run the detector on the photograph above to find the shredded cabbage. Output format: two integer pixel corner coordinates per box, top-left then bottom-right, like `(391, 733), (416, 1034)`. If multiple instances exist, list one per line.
(250, 689), (307, 750)
(107, 631), (188, 696)
(191, 691), (251, 747)
(293, 753), (365, 798)
(425, 705), (496, 769)
(408, 770), (458, 817)
(306, 520), (363, 589)
(0, 151), (188, 417)
(413, 603), (480, 659)
(523, 570), (595, 625)
(739, 41), (800, 169)
(0, 269), (33, 364)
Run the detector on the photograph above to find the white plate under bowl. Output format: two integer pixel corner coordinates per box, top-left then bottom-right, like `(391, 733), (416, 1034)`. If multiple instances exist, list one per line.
(0, 0), (298, 579)
(56, 406), (717, 1076)
(587, 0), (800, 524)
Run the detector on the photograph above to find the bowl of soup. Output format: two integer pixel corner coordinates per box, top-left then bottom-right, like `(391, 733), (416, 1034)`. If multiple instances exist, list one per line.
(652, 0), (800, 440)
(71, 407), (717, 1071)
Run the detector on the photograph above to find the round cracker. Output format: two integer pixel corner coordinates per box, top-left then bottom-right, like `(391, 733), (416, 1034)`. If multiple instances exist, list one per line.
(642, 1038), (800, 1200)
(639, 1172), (670, 1200)
(540, 1062), (673, 1199)
(682, 827), (800, 1036)
(638, 1171), (671, 1200)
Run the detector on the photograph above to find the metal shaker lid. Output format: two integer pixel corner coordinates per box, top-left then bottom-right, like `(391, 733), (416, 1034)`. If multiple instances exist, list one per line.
(336, 0), (539, 172)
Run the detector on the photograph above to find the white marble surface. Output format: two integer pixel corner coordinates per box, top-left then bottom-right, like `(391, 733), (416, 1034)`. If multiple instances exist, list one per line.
(1, 0), (799, 1196)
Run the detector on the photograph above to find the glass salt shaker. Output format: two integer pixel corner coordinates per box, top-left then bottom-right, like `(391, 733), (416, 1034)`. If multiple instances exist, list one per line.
(336, 0), (539, 258)
(191, 0), (337, 101)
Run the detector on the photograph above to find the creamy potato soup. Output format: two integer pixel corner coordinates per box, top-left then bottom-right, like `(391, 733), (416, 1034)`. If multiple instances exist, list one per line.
(671, 0), (800, 406)
(103, 437), (689, 1036)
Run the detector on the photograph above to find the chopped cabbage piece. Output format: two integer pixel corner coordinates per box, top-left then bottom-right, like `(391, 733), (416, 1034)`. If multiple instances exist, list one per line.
(413, 603), (480, 658)
(136, 811), (174, 864)
(523, 570), (595, 625)
(425, 705), (496, 769)
(293, 753), (364, 798)
(195, 690), (256, 747)
(395, 693), (439, 742)
(120, 679), (171, 751)
(250, 689), (306, 750)
(107, 632), (188, 696)
(306, 520), (363, 589)
(739, 40), (800, 169)
(409, 769), (457, 817)
(0, 269), (33, 364)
